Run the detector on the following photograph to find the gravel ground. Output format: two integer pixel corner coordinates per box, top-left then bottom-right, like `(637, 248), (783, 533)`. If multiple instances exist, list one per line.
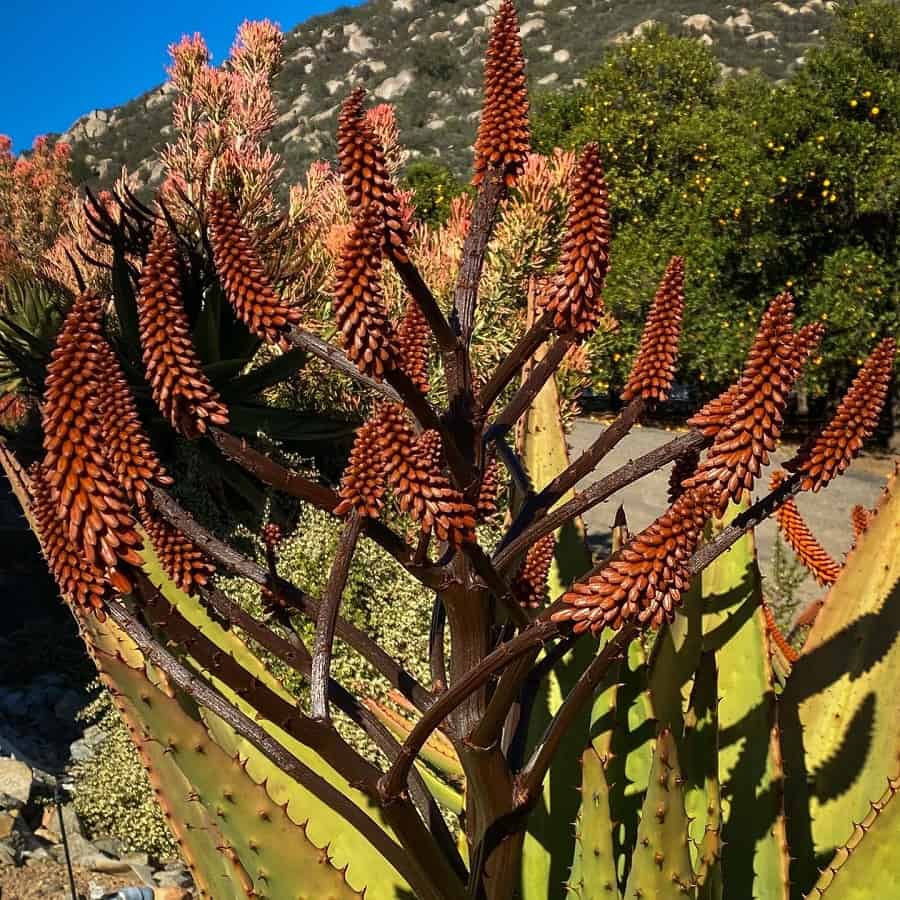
(567, 417), (896, 608)
(0, 862), (136, 900)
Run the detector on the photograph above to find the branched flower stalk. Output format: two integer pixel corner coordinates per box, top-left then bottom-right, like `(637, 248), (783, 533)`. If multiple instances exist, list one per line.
(5, 6), (899, 900)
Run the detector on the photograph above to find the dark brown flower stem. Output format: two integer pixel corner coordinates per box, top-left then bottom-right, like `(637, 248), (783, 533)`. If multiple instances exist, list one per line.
(192, 582), (464, 875)
(429, 596), (448, 692)
(208, 427), (443, 587)
(390, 253), (460, 354)
(454, 167), (506, 345)
(477, 312), (554, 416)
(103, 601), (459, 900)
(486, 333), (577, 436)
(287, 326), (401, 402)
(148, 487), (436, 713)
(513, 626), (635, 807)
(378, 617), (564, 802)
(463, 543), (530, 629)
(312, 512), (363, 721)
(493, 429), (710, 576)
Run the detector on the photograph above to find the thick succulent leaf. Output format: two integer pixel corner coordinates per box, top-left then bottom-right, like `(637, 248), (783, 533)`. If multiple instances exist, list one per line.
(138, 546), (412, 898)
(623, 727), (694, 898)
(804, 777), (900, 899)
(517, 356), (597, 900)
(783, 470), (900, 892)
(700, 506), (789, 900)
(568, 747), (620, 899)
(219, 346), (310, 399)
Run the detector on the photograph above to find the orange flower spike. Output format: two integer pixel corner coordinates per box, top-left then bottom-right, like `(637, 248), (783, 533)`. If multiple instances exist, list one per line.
(762, 601), (799, 664)
(686, 293), (798, 515)
(91, 336), (173, 508)
(396, 297), (431, 394)
(335, 417), (388, 519)
(477, 457), (500, 521)
(472, 0), (530, 187)
(621, 256), (685, 403)
(337, 87), (411, 261)
(513, 533), (556, 608)
(688, 382), (740, 437)
(770, 470), (841, 586)
(789, 338), (896, 492)
(539, 143), (611, 338)
(851, 504), (873, 540)
(553, 485), (717, 635)
(207, 191), (301, 347)
(40, 292), (143, 583)
(332, 205), (399, 380)
(30, 463), (112, 618)
(140, 506), (214, 596)
(137, 225), (230, 438)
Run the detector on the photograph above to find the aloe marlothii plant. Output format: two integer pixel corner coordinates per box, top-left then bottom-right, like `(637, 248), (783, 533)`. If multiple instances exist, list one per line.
(2, 2), (900, 898)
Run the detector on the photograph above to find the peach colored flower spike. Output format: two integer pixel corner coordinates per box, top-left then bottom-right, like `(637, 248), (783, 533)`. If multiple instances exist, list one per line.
(539, 144), (610, 338)
(553, 485), (716, 635)
(770, 470), (840, 586)
(513, 533), (556, 608)
(207, 191), (301, 347)
(472, 0), (530, 187)
(396, 297), (431, 394)
(685, 293), (806, 516)
(30, 463), (112, 619)
(140, 506), (214, 596)
(337, 87), (411, 262)
(335, 417), (388, 519)
(477, 457), (500, 521)
(332, 205), (399, 380)
(787, 337), (896, 492)
(621, 256), (685, 403)
(138, 225), (230, 439)
(851, 504), (873, 540)
(41, 291), (143, 592)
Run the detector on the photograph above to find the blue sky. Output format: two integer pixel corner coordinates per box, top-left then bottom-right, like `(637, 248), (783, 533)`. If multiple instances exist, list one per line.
(1, 1), (359, 153)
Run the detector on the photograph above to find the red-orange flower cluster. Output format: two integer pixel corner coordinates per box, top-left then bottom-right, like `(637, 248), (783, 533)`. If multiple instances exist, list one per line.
(762, 601), (799, 664)
(477, 457), (499, 521)
(539, 144), (610, 337)
(396, 297), (431, 394)
(337, 87), (411, 261)
(851, 504), (873, 540)
(140, 506), (214, 596)
(41, 292), (143, 593)
(787, 338), (896, 492)
(335, 417), (388, 519)
(621, 256), (685, 403)
(138, 225), (229, 438)
(770, 471), (840, 586)
(554, 486), (716, 634)
(207, 192), (301, 346)
(332, 205), (398, 380)
(512, 533), (556, 608)
(472, 0), (530, 186)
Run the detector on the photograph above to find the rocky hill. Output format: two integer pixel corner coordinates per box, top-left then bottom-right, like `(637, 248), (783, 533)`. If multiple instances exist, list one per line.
(62, 0), (837, 187)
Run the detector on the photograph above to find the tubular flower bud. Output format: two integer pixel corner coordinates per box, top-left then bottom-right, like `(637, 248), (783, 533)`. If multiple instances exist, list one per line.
(788, 321), (826, 379)
(30, 463), (113, 618)
(787, 338), (896, 492)
(41, 292), (143, 585)
(207, 191), (301, 347)
(91, 336), (172, 508)
(668, 448), (701, 505)
(337, 87), (411, 261)
(762, 601), (799, 664)
(140, 505), (214, 596)
(472, 0), (530, 186)
(335, 417), (388, 519)
(770, 471), (840, 586)
(137, 225), (230, 438)
(396, 297), (431, 394)
(686, 293), (798, 516)
(512, 533), (556, 608)
(688, 383), (740, 437)
(477, 457), (500, 521)
(553, 485), (716, 635)
(332, 205), (399, 380)
(621, 256), (685, 403)
(539, 144), (610, 337)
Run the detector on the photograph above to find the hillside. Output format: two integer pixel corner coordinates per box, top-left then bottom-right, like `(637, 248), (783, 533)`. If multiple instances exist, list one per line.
(62, 0), (837, 187)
